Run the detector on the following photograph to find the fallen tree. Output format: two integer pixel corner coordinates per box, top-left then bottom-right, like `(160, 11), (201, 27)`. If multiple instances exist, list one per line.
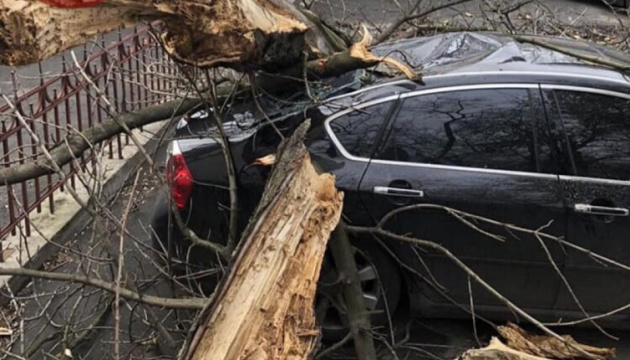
(180, 121), (343, 360)
(0, 1), (626, 360)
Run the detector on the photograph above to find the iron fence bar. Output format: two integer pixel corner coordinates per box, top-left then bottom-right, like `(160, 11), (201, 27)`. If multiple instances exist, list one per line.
(1, 23), (177, 240)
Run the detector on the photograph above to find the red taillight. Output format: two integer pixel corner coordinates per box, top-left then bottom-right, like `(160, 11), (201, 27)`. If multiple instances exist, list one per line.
(166, 152), (193, 210)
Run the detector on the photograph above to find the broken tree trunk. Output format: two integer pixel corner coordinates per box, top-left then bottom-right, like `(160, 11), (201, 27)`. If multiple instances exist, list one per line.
(0, 0), (337, 70)
(181, 121), (343, 360)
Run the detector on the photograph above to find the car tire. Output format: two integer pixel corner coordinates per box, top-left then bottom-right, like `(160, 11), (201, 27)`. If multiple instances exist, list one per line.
(316, 238), (402, 341)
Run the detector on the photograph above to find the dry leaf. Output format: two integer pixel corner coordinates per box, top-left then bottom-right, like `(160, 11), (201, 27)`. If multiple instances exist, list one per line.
(0, 327), (12, 336)
(253, 154), (277, 167)
(0, 247), (16, 262)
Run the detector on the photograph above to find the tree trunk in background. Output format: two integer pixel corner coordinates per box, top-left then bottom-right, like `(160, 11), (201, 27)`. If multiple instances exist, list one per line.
(182, 121), (343, 360)
(0, 0), (337, 70)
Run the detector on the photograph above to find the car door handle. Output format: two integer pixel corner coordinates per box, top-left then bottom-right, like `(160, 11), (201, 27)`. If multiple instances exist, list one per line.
(574, 204), (629, 217)
(373, 186), (424, 198)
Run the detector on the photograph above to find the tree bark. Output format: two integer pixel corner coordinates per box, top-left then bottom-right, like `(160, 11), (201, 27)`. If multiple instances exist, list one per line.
(182, 121), (344, 360)
(0, 0), (337, 71)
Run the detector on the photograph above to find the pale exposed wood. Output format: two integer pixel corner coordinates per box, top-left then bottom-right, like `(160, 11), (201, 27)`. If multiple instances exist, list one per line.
(459, 323), (616, 360)
(460, 337), (554, 360)
(497, 323), (616, 360)
(183, 121), (343, 360)
(305, 26), (417, 80)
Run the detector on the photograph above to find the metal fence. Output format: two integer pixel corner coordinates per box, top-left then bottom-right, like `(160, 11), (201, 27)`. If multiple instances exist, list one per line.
(0, 25), (181, 240)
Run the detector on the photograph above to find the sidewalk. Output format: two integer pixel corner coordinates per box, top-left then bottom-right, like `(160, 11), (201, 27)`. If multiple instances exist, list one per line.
(0, 120), (168, 294)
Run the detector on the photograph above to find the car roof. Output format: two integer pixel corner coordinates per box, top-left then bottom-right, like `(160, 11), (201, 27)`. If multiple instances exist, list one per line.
(333, 32), (630, 104)
(182, 32), (630, 136)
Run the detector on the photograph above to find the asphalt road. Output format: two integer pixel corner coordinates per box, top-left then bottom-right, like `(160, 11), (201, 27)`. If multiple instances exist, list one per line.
(313, 0), (629, 26)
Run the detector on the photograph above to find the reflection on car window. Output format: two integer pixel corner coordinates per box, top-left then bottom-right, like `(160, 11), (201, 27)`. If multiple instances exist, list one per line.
(329, 101), (394, 158)
(376, 89), (540, 172)
(554, 90), (630, 181)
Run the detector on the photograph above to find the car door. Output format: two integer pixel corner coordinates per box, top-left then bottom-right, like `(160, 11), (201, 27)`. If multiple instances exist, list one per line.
(542, 85), (630, 314)
(357, 85), (566, 311)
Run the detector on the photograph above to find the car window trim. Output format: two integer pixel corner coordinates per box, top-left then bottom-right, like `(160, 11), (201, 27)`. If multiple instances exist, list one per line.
(325, 71), (630, 104)
(366, 96), (402, 159)
(325, 83), (558, 180)
(540, 84), (630, 100)
(542, 84), (630, 184)
(559, 175), (630, 186)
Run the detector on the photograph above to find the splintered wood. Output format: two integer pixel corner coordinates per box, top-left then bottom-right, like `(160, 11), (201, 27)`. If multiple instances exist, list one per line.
(460, 323), (616, 360)
(497, 323), (615, 360)
(184, 121), (343, 360)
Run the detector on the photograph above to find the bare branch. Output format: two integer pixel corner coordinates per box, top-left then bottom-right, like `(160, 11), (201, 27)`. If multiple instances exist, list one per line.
(0, 267), (207, 310)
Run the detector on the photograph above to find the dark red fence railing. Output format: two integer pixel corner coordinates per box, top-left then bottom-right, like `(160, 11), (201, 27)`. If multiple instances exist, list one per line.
(0, 25), (181, 240)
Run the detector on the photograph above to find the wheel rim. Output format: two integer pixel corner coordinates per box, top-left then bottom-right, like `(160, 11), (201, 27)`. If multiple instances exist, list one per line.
(316, 248), (382, 332)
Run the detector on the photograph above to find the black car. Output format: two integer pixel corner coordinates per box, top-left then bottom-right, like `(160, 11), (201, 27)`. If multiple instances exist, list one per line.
(605, 0), (630, 8)
(152, 33), (630, 334)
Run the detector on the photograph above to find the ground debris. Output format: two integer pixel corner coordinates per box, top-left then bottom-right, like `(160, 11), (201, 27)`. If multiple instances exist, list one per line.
(498, 323), (616, 360)
(459, 323), (615, 360)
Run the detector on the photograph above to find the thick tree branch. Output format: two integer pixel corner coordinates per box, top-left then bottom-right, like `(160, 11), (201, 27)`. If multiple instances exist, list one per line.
(0, 97), (201, 186)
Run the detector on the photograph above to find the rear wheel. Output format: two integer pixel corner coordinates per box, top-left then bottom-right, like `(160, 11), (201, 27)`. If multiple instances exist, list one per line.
(316, 239), (402, 341)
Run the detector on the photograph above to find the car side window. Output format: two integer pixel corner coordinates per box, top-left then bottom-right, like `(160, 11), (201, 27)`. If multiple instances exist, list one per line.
(329, 101), (395, 158)
(375, 88), (547, 173)
(551, 89), (630, 181)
